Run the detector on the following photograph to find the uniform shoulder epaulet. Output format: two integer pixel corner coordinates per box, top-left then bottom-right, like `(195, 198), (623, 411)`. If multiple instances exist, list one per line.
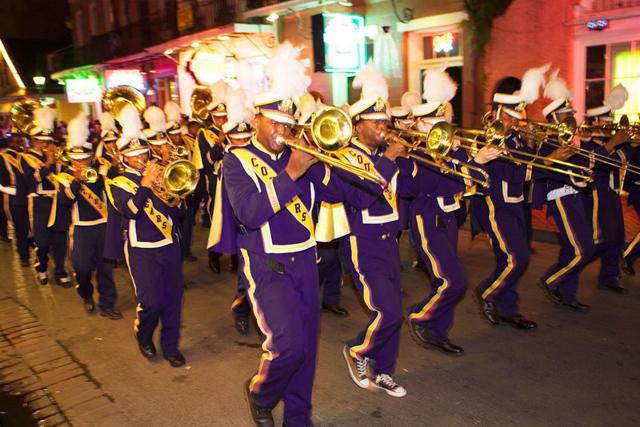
(109, 175), (139, 194)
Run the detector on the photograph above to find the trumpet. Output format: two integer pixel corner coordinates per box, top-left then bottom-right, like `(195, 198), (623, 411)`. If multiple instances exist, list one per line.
(389, 122), (490, 187)
(455, 121), (593, 181)
(70, 166), (99, 183)
(277, 107), (385, 185)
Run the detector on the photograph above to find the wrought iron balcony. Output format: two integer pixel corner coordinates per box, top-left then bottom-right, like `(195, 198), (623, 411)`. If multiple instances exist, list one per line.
(48, 0), (237, 74)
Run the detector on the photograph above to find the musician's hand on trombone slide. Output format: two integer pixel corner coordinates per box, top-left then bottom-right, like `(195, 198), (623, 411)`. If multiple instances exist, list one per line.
(544, 146), (575, 166)
(473, 145), (503, 165)
(383, 140), (408, 162)
(285, 138), (319, 181)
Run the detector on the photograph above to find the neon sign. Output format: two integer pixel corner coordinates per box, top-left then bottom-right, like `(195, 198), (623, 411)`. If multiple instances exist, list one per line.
(433, 32), (454, 54)
(65, 77), (102, 103)
(105, 69), (146, 91)
(587, 19), (608, 31)
(312, 13), (366, 73)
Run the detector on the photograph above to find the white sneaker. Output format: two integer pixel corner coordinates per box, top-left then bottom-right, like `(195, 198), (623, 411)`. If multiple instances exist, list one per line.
(371, 374), (407, 398)
(36, 271), (48, 285)
(342, 345), (369, 388)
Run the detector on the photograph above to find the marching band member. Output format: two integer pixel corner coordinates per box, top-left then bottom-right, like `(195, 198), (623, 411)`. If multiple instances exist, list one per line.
(581, 84), (630, 294)
(472, 65), (550, 329)
(621, 143), (640, 275)
(536, 71), (595, 309)
(402, 68), (498, 355)
(221, 42), (319, 426)
(0, 132), (30, 266)
(317, 63), (408, 397)
(54, 115), (122, 319)
(144, 106), (173, 164)
(110, 105), (187, 367)
(196, 81), (228, 273)
(97, 111), (126, 263)
(21, 106), (71, 286)
(208, 79), (255, 335)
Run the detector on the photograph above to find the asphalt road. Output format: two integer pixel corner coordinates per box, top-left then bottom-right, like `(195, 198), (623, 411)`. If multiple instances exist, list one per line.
(0, 226), (638, 427)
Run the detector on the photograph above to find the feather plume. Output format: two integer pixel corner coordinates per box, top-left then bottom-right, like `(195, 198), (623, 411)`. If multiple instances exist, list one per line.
(519, 63), (551, 104)
(163, 102), (182, 124)
(298, 93), (319, 115)
(99, 111), (117, 131)
(543, 69), (572, 101)
(266, 41), (311, 100)
(210, 80), (230, 106)
(604, 84), (628, 110)
(401, 91), (422, 111)
(33, 107), (57, 132)
(143, 106), (167, 133)
(226, 88), (254, 126)
(234, 60), (258, 109)
(117, 104), (144, 139)
(66, 114), (89, 149)
(422, 68), (457, 104)
(352, 61), (388, 101)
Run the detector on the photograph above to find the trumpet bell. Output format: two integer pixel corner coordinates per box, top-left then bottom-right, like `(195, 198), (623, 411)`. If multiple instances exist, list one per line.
(162, 159), (200, 198)
(190, 86), (213, 127)
(557, 116), (577, 145)
(310, 107), (353, 152)
(485, 121), (505, 145)
(82, 167), (98, 184)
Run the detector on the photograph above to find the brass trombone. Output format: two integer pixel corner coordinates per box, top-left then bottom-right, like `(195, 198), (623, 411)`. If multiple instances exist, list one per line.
(455, 121), (593, 181)
(523, 117), (640, 176)
(390, 122), (490, 187)
(277, 107), (385, 185)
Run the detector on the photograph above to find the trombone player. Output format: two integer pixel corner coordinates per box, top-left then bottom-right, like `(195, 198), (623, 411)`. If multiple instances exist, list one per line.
(54, 114), (122, 319)
(400, 68), (501, 356)
(110, 104), (187, 368)
(470, 66), (550, 330)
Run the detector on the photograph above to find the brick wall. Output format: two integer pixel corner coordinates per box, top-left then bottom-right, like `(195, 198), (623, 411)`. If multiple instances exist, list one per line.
(483, 0), (571, 120)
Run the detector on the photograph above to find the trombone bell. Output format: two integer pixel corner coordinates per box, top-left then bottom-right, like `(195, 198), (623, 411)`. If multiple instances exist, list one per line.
(310, 107), (353, 152)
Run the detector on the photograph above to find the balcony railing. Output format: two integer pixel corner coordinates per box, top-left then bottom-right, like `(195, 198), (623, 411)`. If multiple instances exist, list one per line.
(589, 0), (640, 12)
(48, 0), (237, 74)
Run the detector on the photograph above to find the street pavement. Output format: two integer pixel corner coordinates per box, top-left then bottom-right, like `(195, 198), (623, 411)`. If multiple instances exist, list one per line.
(0, 226), (639, 427)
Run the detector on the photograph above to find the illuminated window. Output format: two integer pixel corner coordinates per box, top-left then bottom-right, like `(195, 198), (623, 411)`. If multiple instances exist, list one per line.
(585, 41), (640, 121)
(423, 32), (461, 59)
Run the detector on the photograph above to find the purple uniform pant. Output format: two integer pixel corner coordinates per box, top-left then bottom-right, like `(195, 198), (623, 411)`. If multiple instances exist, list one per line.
(408, 212), (467, 342)
(317, 241), (343, 306)
(342, 235), (402, 376)
(624, 196), (640, 264)
(125, 242), (184, 357)
(583, 188), (625, 285)
(543, 194), (595, 302)
(10, 202), (30, 262)
(103, 204), (124, 261)
(32, 197), (67, 279)
(240, 247), (319, 427)
(472, 196), (529, 318)
(72, 224), (116, 310)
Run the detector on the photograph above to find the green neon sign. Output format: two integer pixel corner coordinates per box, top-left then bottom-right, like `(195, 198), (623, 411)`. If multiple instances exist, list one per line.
(313, 13), (366, 74)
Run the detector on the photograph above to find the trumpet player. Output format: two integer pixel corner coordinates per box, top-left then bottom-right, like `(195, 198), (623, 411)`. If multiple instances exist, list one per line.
(54, 115), (121, 319)
(402, 68), (500, 356)
(20, 106), (71, 286)
(110, 104), (187, 368)
(471, 66), (548, 330)
(0, 132), (30, 266)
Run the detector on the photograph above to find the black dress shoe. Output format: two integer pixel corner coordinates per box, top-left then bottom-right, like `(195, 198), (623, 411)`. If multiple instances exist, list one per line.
(474, 287), (500, 325)
(407, 320), (464, 356)
(229, 254), (239, 272)
(234, 315), (250, 335)
(56, 276), (73, 288)
(83, 298), (96, 314)
(321, 303), (350, 317)
(620, 257), (635, 276)
(598, 284), (629, 295)
(100, 308), (123, 320)
(164, 352), (186, 368)
(208, 252), (221, 274)
(245, 380), (274, 427)
(562, 300), (590, 311)
(538, 279), (563, 305)
(499, 315), (537, 330)
(138, 340), (157, 359)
